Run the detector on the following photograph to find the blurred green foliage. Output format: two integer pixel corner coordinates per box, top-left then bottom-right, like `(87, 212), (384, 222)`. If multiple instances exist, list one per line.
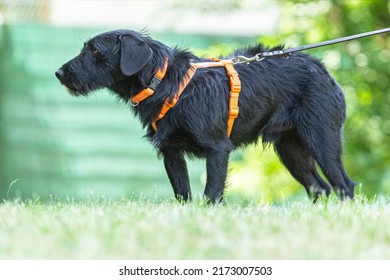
(218, 0), (390, 201)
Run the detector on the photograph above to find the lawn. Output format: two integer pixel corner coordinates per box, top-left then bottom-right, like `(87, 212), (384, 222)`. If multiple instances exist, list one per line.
(1, 197), (390, 259)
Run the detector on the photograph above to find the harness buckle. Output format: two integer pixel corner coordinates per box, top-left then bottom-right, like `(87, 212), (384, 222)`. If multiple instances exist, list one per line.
(149, 76), (162, 91)
(230, 80), (241, 93)
(229, 107), (239, 118)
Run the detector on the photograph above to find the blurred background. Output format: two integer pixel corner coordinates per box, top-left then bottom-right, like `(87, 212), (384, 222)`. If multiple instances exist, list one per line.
(0, 0), (389, 202)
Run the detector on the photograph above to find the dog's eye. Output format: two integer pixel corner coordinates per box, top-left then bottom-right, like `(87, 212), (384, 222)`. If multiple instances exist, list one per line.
(91, 45), (99, 56)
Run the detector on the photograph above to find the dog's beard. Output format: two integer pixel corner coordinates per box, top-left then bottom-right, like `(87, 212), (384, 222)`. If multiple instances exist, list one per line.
(60, 80), (96, 97)
(61, 76), (114, 97)
(64, 86), (85, 97)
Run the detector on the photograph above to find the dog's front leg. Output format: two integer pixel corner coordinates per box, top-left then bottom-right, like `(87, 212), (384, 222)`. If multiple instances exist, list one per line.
(204, 142), (233, 203)
(162, 150), (192, 202)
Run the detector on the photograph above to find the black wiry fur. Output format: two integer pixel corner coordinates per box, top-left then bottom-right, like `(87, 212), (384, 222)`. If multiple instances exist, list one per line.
(56, 29), (356, 203)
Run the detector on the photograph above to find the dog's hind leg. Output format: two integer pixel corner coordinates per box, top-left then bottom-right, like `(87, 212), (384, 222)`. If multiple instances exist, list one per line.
(162, 150), (192, 202)
(203, 140), (234, 203)
(274, 130), (332, 201)
(297, 125), (355, 199)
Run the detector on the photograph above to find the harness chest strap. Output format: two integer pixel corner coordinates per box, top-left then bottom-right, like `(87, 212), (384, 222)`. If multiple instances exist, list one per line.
(131, 58), (241, 137)
(151, 65), (197, 131)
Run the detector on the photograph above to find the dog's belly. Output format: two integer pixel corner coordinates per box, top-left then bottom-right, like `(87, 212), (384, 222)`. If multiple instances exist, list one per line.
(154, 130), (208, 158)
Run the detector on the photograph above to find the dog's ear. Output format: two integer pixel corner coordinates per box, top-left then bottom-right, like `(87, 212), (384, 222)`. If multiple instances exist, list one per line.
(119, 35), (153, 76)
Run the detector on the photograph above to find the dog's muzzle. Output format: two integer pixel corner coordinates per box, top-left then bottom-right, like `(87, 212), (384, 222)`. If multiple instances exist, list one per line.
(54, 67), (81, 96)
(55, 68), (65, 80)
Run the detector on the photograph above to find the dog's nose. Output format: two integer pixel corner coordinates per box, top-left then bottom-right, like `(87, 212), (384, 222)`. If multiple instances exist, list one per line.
(55, 69), (64, 80)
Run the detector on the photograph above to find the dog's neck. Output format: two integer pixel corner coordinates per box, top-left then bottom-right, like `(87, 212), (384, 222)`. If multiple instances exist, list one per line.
(109, 47), (197, 127)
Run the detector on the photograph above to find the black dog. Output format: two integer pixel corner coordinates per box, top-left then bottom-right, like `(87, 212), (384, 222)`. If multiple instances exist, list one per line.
(55, 29), (355, 203)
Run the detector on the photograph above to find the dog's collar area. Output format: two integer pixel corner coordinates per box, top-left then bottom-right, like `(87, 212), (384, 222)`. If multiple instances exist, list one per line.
(149, 76), (162, 91)
(130, 57), (169, 106)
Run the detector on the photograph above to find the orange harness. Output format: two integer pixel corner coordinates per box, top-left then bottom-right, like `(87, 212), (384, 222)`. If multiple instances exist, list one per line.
(130, 58), (241, 137)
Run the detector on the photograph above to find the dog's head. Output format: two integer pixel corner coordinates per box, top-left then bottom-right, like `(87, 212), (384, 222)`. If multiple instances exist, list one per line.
(55, 30), (154, 96)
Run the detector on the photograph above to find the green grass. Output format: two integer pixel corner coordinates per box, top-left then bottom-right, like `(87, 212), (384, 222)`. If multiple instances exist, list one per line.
(1, 196), (390, 259)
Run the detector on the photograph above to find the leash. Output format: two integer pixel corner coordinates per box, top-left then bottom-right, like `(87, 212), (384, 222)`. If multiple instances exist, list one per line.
(232, 27), (390, 64)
